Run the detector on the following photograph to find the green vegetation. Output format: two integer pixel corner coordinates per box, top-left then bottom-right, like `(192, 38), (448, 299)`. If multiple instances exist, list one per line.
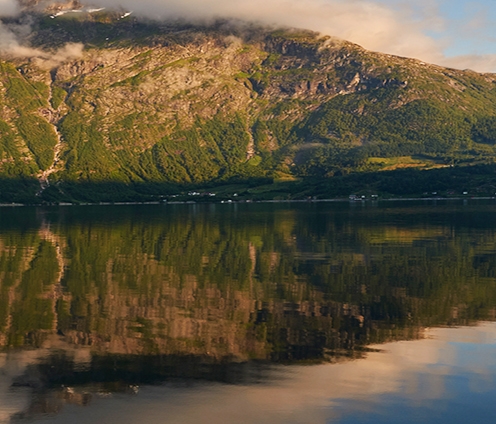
(0, 120), (21, 161)
(16, 114), (57, 170)
(473, 116), (496, 144)
(0, 15), (495, 203)
(50, 87), (67, 109)
(1, 63), (47, 111)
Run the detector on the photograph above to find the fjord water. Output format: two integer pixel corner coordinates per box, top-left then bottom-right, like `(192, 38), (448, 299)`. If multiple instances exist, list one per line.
(1, 201), (496, 423)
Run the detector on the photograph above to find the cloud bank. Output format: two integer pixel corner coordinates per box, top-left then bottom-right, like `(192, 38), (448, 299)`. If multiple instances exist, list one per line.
(78, 0), (496, 72)
(0, 0), (83, 67)
(0, 0), (17, 16)
(0, 19), (83, 67)
(1, 0), (495, 72)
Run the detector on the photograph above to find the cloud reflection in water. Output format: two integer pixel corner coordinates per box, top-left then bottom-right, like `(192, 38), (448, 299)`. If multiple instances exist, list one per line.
(3, 323), (496, 424)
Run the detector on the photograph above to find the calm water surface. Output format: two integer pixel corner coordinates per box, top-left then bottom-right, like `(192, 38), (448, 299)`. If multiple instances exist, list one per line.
(1, 201), (496, 423)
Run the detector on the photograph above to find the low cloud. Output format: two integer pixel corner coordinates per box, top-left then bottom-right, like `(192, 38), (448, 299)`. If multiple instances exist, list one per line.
(0, 20), (83, 67)
(442, 54), (496, 74)
(88, 0), (447, 59)
(0, 0), (18, 16)
(0, 0), (495, 72)
(77, 0), (496, 72)
(0, 0), (83, 66)
(31, 42), (84, 69)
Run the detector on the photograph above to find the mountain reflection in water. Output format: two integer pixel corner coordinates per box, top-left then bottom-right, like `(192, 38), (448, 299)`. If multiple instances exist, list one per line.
(1, 201), (496, 423)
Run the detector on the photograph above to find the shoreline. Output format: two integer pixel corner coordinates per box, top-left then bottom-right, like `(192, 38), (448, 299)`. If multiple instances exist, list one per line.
(1, 196), (495, 208)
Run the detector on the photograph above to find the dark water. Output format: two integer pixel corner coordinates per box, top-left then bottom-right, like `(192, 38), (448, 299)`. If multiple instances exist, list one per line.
(1, 201), (496, 423)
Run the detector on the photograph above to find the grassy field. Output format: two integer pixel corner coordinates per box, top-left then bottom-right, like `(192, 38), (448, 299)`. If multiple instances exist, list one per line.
(367, 156), (448, 171)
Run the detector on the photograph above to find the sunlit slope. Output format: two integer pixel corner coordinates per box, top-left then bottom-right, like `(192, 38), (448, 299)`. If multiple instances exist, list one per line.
(0, 14), (496, 201)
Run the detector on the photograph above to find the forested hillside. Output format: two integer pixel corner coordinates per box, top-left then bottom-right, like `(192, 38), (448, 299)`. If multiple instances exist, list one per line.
(0, 10), (496, 202)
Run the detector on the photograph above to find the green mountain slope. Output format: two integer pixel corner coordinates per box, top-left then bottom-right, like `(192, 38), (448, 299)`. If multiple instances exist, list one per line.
(1, 12), (496, 202)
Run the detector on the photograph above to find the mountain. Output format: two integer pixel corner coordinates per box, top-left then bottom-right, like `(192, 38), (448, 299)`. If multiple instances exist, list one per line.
(1, 10), (496, 202)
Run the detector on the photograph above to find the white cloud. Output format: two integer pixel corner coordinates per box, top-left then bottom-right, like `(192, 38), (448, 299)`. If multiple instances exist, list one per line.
(442, 53), (496, 73)
(0, 0), (495, 72)
(0, 1), (83, 66)
(76, 0), (496, 72)
(0, 0), (18, 16)
(0, 19), (83, 66)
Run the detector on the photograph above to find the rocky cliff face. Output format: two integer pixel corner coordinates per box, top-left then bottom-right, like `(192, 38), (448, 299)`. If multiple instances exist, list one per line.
(0, 11), (495, 202)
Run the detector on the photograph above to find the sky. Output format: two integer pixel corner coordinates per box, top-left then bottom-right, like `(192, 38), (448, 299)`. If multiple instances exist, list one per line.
(374, 0), (496, 71)
(0, 0), (495, 72)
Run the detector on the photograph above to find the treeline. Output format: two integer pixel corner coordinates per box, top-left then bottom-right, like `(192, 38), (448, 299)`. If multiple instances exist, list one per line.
(2, 163), (496, 203)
